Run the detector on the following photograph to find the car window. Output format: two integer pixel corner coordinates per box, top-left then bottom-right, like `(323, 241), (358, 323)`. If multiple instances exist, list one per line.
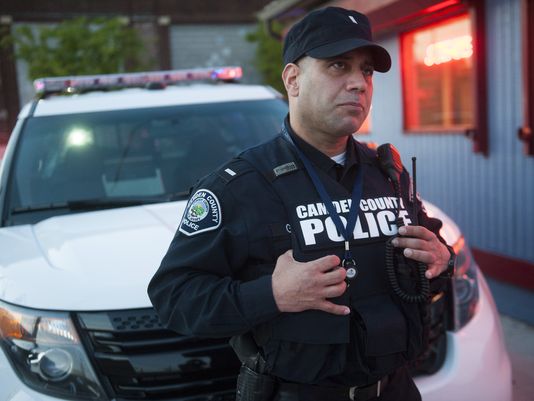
(6, 99), (287, 223)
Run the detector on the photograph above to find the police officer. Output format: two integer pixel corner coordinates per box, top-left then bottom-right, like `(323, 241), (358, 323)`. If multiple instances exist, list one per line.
(148, 6), (454, 401)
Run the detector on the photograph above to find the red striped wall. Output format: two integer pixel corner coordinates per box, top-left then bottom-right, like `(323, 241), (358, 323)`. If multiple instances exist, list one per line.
(473, 248), (534, 292)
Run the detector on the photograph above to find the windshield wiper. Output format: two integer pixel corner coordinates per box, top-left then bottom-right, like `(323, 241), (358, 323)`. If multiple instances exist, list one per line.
(11, 202), (72, 214)
(11, 199), (151, 214)
(10, 192), (191, 215)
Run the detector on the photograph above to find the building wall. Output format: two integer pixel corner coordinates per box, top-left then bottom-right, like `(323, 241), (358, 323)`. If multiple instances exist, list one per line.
(368, 0), (534, 263)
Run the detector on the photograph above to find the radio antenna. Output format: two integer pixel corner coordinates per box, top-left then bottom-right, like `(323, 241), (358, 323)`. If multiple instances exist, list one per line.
(412, 157), (419, 226)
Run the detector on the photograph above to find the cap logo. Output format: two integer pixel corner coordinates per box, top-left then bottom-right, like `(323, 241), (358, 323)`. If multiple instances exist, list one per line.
(282, 7), (391, 72)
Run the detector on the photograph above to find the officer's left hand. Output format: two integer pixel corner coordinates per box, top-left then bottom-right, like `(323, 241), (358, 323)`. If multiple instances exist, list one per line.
(391, 225), (450, 279)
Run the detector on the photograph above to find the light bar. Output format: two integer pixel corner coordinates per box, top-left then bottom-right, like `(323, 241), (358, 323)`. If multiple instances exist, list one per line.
(34, 66), (243, 96)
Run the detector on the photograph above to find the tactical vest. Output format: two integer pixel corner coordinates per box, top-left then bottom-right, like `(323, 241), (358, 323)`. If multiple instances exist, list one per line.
(238, 133), (425, 385)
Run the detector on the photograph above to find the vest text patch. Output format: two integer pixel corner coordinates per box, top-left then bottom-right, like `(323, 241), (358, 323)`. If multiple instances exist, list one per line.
(294, 196), (412, 246)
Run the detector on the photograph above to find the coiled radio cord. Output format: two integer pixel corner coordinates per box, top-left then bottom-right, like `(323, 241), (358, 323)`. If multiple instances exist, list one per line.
(384, 180), (430, 304)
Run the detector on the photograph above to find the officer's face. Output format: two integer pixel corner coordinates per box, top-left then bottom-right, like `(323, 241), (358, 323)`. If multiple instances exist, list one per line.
(289, 49), (374, 139)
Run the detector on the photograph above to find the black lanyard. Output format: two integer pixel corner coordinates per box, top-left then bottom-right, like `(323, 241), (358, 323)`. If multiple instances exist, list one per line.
(283, 130), (364, 280)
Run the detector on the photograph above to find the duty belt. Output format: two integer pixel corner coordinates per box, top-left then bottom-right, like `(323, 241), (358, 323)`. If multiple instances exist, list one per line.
(277, 375), (389, 401)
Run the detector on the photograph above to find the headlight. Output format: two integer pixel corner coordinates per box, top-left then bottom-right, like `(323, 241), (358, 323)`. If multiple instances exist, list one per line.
(451, 236), (480, 330)
(0, 300), (107, 400)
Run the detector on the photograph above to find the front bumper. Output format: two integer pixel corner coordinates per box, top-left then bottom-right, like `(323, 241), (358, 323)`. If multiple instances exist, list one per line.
(0, 271), (512, 401)
(415, 271), (512, 401)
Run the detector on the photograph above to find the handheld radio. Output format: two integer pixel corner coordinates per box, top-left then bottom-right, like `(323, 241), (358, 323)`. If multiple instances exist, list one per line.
(377, 144), (430, 304)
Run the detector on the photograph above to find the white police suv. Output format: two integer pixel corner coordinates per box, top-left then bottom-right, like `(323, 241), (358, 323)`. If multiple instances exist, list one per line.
(0, 67), (511, 401)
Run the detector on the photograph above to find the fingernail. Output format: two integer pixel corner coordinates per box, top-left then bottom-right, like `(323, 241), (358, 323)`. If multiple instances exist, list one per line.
(344, 307), (351, 315)
(392, 238), (399, 246)
(404, 248), (413, 257)
(399, 227), (406, 235)
(425, 271), (432, 279)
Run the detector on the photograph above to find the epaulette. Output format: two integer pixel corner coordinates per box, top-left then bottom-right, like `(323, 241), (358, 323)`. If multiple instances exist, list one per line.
(239, 135), (302, 183)
(215, 158), (256, 184)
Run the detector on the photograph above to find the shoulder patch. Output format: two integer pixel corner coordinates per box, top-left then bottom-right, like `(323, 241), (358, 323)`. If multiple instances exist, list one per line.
(179, 189), (222, 236)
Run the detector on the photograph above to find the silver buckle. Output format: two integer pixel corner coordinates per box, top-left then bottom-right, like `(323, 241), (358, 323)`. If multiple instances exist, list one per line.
(349, 386), (356, 401)
(349, 379), (381, 400)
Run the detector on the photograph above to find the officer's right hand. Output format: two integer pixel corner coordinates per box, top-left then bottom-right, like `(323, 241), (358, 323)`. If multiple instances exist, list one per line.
(271, 250), (350, 315)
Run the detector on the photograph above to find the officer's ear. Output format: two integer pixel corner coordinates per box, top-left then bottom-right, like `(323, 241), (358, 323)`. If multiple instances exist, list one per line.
(282, 63), (300, 97)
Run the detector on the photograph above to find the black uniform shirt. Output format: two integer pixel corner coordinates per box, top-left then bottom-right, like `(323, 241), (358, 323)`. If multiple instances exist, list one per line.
(149, 117), (447, 386)
(148, 163), (284, 337)
(148, 119), (361, 341)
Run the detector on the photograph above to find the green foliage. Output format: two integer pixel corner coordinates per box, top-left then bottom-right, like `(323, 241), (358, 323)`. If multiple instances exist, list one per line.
(9, 17), (148, 81)
(247, 22), (285, 95)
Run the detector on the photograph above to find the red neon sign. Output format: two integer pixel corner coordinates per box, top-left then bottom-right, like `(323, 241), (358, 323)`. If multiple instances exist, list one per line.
(424, 35), (473, 66)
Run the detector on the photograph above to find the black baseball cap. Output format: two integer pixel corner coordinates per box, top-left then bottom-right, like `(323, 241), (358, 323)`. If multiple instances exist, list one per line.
(282, 7), (391, 72)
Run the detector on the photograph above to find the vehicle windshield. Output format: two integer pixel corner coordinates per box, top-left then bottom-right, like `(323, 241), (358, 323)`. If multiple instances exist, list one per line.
(6, 98), (288, 224)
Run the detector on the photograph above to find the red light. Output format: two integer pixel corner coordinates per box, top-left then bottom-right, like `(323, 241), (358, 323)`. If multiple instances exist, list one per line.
(212, 67), (243, 81)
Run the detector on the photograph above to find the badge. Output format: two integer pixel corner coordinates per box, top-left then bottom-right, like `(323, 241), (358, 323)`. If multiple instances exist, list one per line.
(342, 258), (358, 280)
(179, 189), (222, 236)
